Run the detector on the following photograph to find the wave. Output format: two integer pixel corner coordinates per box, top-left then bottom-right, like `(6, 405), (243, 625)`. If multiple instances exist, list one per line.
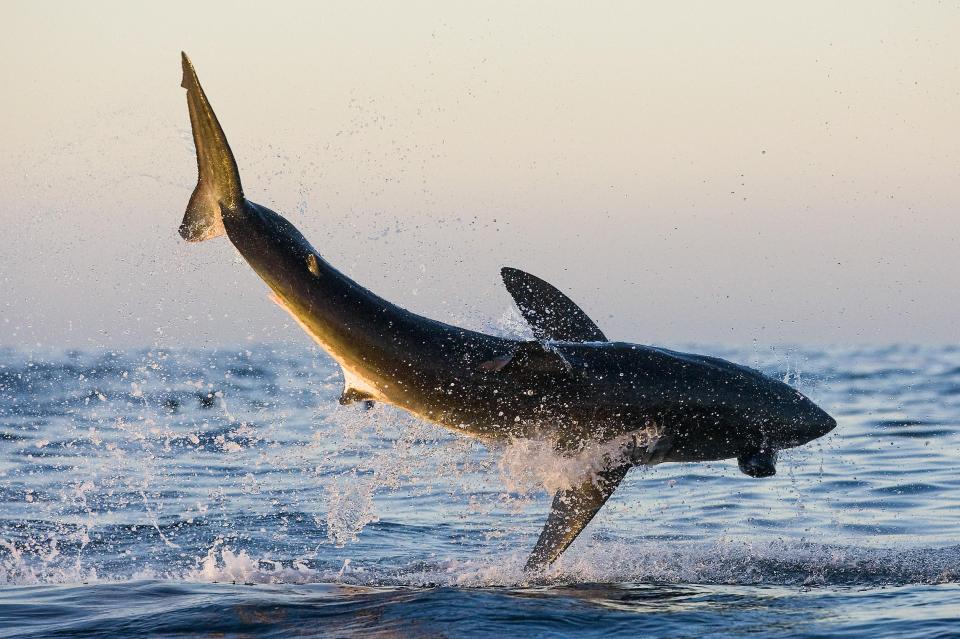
(3, 537), (958, 588)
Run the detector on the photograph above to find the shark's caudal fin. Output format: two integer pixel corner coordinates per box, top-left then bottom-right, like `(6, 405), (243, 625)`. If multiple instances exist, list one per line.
(178, 52), (244, 242)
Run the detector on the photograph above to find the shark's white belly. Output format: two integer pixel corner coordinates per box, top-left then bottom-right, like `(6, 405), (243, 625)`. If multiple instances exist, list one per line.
(268, 292), (388, 402)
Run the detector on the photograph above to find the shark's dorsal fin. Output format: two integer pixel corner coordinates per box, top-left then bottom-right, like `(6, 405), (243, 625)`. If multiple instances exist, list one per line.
(501, 267), (607, 342)
(525, 462), (631, 571)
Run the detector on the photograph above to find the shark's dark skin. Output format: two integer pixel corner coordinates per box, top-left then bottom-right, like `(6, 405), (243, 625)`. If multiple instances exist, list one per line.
(178, 53), (837, 571)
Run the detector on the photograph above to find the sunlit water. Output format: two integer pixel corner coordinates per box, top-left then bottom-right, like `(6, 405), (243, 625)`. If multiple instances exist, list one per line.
(2, 343), (959, 637)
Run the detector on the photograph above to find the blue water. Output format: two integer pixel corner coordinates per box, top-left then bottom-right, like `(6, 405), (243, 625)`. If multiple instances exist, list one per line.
(2, 343), (960, 637)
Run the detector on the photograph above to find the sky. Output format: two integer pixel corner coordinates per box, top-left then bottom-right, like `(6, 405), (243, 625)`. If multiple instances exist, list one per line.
(1, 1), (958, 349)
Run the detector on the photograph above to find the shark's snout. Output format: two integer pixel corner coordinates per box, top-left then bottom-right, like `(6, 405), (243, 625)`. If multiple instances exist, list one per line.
(736, 393), (833, 478)
(778, 396), (836, 447)
(751, 383), (836, 450)
(805, 405), (837, 440)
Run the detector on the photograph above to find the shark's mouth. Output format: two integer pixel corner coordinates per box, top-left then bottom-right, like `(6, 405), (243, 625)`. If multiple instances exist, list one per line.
(737, 446), (778, 477)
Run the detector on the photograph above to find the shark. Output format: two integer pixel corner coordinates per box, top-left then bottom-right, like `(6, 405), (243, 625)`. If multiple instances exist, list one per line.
(177, 53), (837, 571)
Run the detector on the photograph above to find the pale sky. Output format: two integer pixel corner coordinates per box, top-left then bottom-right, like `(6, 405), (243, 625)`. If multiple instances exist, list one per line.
(2, 1), (958, 349)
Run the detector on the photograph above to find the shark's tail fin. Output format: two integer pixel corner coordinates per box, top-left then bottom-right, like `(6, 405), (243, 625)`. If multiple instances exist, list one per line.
(178, 52), (244, 242)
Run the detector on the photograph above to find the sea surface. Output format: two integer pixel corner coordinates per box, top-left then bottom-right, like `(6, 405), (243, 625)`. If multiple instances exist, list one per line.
(1, 343), (960, 637)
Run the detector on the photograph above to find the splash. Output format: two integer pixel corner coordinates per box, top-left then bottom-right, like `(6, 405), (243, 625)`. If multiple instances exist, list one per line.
(495, 424), (664, 496)
(101, 538), (960, 588)
(2, 344), (959, 591)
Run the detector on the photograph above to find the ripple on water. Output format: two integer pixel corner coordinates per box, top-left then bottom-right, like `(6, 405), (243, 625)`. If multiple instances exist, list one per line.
(0, 345), (959, 636)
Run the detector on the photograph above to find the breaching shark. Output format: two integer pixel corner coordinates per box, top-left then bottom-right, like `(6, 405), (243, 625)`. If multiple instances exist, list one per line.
(177, 53), (837, 571)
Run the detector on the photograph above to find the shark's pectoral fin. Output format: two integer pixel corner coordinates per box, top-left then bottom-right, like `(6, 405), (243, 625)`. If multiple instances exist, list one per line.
(524, 463), (631, 572)
(501, 267), (607, 342)
(480, 341), (572, 376)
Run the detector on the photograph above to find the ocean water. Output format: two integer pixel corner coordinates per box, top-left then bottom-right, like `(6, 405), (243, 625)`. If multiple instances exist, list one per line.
(1, 342), (960, 637)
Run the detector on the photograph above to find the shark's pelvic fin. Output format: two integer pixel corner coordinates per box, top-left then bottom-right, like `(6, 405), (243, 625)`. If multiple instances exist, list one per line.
(501, 267), (607, 342)
(268, 292), (384, 408)
(339, 387), (376, 409)
(525, 463), (631, 572)
(179, 52), (244, 242)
